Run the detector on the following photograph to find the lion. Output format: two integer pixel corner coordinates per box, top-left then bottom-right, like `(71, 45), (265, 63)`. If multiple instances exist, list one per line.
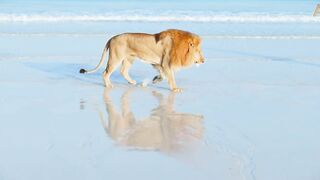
(79, 29), (205, 92)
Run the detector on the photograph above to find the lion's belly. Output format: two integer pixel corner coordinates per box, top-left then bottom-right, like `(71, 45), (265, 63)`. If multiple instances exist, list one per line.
(128, 44), (163, 64)
(138, 53), (162, 64)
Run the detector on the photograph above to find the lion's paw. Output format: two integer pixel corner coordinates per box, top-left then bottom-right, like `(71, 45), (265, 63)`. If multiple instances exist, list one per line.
(129, 80), (137, 85)
(152, 75), (163, 84)
(105, 83), (114, 88)
(172, 88), (183, 93)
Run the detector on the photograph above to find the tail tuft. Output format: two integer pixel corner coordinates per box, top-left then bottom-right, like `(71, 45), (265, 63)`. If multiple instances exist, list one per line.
(79, 69), (86, 74)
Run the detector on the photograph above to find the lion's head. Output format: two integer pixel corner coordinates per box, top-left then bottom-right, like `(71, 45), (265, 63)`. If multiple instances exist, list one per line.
(159, 29), (205, 68)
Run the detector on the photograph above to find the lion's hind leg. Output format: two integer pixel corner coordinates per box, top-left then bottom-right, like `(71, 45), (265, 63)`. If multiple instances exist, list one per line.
(103, 56), (122, 88)
(121, 58), (136, 85)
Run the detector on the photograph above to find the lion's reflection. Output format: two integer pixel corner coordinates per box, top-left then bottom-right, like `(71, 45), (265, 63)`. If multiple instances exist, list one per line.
(99, 88), (204, 154)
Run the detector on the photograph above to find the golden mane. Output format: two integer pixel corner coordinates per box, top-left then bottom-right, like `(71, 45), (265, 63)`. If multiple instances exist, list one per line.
(156, 29), (201, 68)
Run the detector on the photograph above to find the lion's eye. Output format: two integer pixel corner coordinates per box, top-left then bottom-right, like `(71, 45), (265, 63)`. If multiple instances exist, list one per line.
(189, 43), (194, 47)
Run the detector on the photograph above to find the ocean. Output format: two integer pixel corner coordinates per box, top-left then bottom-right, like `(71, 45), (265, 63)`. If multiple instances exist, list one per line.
(1, 0), (320, 37)
(1, 0), (319, 21)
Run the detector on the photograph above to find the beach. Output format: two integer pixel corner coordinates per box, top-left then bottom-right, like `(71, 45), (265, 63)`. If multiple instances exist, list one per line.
(1, 1), (320, 180)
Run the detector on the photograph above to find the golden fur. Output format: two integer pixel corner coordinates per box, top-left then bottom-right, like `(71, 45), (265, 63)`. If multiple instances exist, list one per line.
(79, 29), (205, 92)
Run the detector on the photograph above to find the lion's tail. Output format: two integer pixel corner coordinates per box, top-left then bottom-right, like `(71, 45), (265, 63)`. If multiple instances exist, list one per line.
(79, 39), (111, 74)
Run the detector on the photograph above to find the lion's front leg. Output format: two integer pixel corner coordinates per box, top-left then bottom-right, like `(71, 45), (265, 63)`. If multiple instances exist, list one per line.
(161, 51), (182, 92)
(152, 64), (166, 84)
(163, 67), (182, 93)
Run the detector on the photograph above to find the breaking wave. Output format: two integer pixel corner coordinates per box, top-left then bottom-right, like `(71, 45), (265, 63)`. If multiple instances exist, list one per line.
(0, 13), (319, 23)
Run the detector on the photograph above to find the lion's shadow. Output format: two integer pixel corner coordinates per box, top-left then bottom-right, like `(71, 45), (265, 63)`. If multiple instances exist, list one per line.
(23, 61), (144, 86)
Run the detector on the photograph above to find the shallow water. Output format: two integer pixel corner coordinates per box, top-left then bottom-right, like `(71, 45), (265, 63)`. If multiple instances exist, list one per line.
(1, 31), (320, 179)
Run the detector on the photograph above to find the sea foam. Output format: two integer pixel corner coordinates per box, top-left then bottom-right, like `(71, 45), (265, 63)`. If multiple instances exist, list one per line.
(0, 13), (319, 23)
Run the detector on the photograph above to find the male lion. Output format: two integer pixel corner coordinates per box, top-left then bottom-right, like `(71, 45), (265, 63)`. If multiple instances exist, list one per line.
(79, 29), (205, 92)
